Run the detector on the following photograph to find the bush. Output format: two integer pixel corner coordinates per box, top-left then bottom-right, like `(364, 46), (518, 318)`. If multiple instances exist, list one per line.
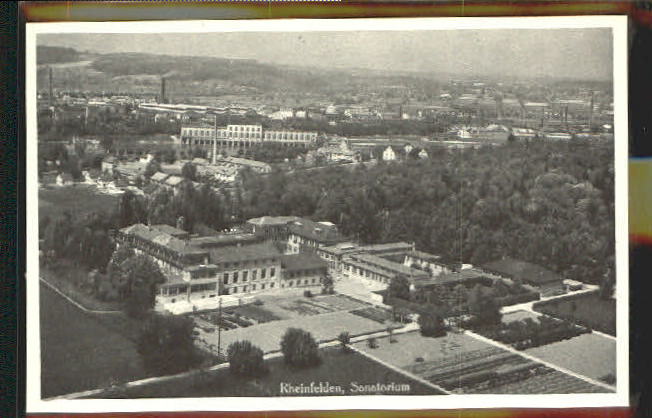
(418, 311), (447, 338)
(303, 290), (313, 298)
(338, 331), (351, 353)
(280, 328), (321, 368)
(136, 314), (202, 376)
(227, 340), (268, 377)
(253, 299), (264, 306)
(366, 337), (378, 349)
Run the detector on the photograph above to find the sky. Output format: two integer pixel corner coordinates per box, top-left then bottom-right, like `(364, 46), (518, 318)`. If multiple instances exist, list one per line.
(38, 28), (613, 81)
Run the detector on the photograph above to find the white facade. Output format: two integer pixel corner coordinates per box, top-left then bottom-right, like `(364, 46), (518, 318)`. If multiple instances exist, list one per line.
(382, 146), (397, 161)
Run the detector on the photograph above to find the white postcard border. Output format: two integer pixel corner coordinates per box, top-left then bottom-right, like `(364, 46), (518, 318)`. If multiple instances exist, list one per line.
(25, 15), (630, 413)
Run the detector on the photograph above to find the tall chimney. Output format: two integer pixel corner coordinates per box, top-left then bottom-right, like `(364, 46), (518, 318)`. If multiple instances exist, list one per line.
(48, 66), (53, 108)
(589, 91), (594, 129)
(160, 77), (167, 104)
(212, 114), (218, 164)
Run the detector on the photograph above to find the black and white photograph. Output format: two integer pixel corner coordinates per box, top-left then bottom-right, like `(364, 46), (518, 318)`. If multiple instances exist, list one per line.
(25, 16), (629, 413)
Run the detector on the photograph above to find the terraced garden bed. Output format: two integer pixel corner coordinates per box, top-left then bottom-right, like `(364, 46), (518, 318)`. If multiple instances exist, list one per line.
(351, 307), (392, 324)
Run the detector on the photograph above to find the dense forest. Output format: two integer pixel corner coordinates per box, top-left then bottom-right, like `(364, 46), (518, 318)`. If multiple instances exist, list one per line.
(238, 140), (615, 284)
(41, 139), (615, 286)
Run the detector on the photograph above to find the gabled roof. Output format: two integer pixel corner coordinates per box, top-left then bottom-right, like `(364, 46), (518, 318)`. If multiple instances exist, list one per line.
(151, 224), (188, 238)
(165, 175), (186, 187)
(208, 242), (281, 264)
(281, 253), (328, 272)
(150, 171), (169, 182)
(247, 216), (300, 226)
(345, 253), (428, 279)
(482, 257), (562, 285)
(288, 218), (342, 244)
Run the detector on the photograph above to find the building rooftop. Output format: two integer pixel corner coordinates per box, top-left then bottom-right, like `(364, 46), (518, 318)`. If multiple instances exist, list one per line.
(482, 257), (562, 285)
(190, 234), (261, 248)
(406, 249), (442, 262)
(119, 223), (207, 256)
(346, 253), (428, 278)
(288, 218), (342, 244)
(281, 253), (328, 272)
(318, 242), (360, 256)
(150, 171), (170, 183)
(360, 242), (413, 254)
(247, 216), (300, 227)
(424, 269), (488, 287)
(151, 224), (188, 238)
(208, 241), (281, 264)
(218, 156), (271, 171)
(165, 175), (186, 187)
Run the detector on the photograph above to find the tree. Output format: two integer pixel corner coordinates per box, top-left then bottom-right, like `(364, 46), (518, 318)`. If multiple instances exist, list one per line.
(280, 328), (321, 368)
(418, 309), (447, 338)
(388, 275), (410, 300)
(337, 331), (351, 353)
(599, 268), (615, 300)
(227, 340), (268, 377)
(321, 272), (334, 295)
(117, 190), (146, 227)
(136, 314), (202, 375)
(121, 254), (166, 318)
(468, 285), (502, 325)
(182, 162), (198, 181)
(366, 337), (378, 349)
(144, 159), (161, 178)
(387, 326), (396, 343)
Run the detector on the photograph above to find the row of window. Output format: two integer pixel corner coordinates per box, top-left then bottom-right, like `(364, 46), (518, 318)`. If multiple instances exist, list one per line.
(223, 280), (275, 294)
(224, 277), (320, 294)
(223, 267), (275, 284)
(228, 125), (262, 132)
(343, 264), (391, 283)
(161, 276), (322, 298)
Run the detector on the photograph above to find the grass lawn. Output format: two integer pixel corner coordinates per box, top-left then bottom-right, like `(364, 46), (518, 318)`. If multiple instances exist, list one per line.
(39, 184), (119, 221)
(200, 310), (398, 354)
(524, 333), (616, 382)
(91, 347), (444, 398)
(352, 331), (496, 369)
(533, 292), (616, 336)
(40, 283), (146, 398)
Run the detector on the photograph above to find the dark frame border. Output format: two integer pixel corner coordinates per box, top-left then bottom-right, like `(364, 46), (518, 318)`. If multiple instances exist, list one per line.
(13, 1), (651, 417)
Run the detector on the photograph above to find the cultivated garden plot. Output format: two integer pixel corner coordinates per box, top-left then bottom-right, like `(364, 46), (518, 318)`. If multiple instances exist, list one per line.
(533, 291), (616, 336)
(524, 333), (616, 383)
(353, 331), (611, 394)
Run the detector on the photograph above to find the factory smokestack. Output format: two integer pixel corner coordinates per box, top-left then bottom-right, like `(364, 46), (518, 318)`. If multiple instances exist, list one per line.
(589, 91), (594, 129)
(212, 114), (218, 164)
(48, 66), (53, 107)
(160, 77), (167, 104)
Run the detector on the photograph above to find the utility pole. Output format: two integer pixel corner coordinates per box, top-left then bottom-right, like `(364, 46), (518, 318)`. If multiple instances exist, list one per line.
(217, 297), (222, 361)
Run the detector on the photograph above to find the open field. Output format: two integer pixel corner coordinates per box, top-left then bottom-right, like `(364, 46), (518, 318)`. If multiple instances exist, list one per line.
(90, 347), (443, 398)
(40, 283), (145, 398)
(199, 310), (399, 354)
(39, 184), (120, 221)
(524, 333), (616, 382)
(352, 331), (610, 394)
(533, 292), (616, 336)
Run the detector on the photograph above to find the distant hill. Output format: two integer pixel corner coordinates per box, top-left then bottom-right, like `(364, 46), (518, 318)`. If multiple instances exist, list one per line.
(37, 46), (81, 65)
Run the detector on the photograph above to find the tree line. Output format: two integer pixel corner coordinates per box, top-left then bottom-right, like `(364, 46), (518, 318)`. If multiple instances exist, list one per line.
(237, 139), (615, 285)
